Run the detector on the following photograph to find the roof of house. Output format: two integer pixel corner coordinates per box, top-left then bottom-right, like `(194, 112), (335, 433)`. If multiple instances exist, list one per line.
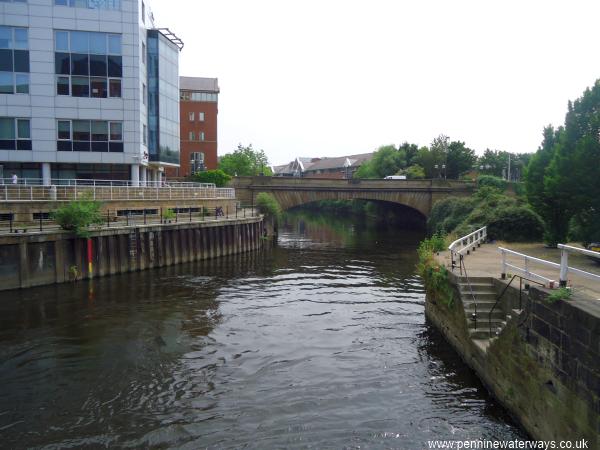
(304, 153), (373, 171)
(180, 76), (219, 93)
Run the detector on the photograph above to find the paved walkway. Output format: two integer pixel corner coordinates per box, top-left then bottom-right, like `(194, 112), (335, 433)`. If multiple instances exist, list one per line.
(437, 241), (600, 302)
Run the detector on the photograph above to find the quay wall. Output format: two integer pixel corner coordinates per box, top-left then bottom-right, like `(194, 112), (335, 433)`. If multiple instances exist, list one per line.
(0, 217), (263, 292)
(426, 272), (600, 445)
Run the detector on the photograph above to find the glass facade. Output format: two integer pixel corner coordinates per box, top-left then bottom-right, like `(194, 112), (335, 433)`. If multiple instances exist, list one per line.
(0, 26), (29, 94)
(54, 0), (121, 10)
(54, 30), (122, 98)
(147, 29), (180, 165)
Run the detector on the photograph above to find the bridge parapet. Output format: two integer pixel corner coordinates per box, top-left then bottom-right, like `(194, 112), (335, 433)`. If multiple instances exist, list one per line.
(230, 176), (474, 217)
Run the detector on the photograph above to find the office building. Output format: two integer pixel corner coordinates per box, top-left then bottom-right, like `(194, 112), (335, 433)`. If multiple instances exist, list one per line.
(0, 0), (182, 184)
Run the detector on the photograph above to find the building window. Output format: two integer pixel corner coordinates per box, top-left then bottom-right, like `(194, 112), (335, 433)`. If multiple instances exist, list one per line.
(179, 91), (218, 102)
(57, 119), (123, 152)
(0, 27), (29, 94)
(142, 41), (146, 64)
(54, 0), (122, 10)
(198, 112), (205, 122)
(143, 124), (147, 145)
(0, 117), (31, 150)
(142, 83), (146, 105)
(199, 131), (205, 141)
(188, 111), (194, 121)
(190, 152), (205, 174)
(54, 30), (122, 98)
(141, 1), (145, 24)
(188, 131), (195, 141)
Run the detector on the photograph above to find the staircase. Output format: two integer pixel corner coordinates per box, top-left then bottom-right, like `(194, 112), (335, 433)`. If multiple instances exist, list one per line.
(456, 276), (519, 352)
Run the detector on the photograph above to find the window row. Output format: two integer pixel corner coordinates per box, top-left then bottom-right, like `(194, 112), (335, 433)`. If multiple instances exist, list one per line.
(56, 75), (121, 98)
(0, 27), (27, 50)
(0, 72), (28, 94)
(188, 131), (205, 141)
(55, 30), (121, 55)
(180, 91), (218, 102)
(57, 120), (123, 152)
(55, 53), (122, 77)
(188, 112), (205, 122)
(0, 117), (31, 150)
(57, 75), (121, 98)
(54, 0), (121, 10)
(0, 49), (29, 73)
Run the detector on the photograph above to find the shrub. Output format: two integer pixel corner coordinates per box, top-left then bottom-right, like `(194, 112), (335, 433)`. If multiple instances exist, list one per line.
(256, 192), (282, 221)
(52, 198), (104, 237)
(487, 205), (544, 241)
(405, 164), (426, 180)
(428, 197), (476, 234)
(477, 175), (507, 191)
(192, 169), (232, 187)
(417, 235), (453, 307)
(546, 287), (571, 304)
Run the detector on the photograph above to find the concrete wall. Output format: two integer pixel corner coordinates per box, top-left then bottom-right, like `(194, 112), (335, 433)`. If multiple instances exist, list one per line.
(0, 217), (263, 291)
(426, 273), (600, 445)
(1, 198), (237, 223)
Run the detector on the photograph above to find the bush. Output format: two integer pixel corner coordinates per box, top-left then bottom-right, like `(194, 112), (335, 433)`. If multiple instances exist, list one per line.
(487, 205), (544, 241)
(428, 197), (476, 234)
(417, 235), (453, 307)
(52, 198), (104, 237)
(405, 164), (426, 180)
(477, 175), (507, 191)
(256, 192), (282, 221)
(192, 169), (232, 187)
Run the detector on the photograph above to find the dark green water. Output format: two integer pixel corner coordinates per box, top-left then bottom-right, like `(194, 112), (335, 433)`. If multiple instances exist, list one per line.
(0, 211), (526, 449)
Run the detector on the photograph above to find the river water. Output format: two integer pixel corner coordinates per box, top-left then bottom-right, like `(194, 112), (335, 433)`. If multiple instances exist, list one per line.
(0, 211), (526, 449)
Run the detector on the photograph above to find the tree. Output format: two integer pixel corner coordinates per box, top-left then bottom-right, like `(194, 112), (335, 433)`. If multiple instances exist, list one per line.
(355, 144), (406, 178)
(526, 80), (600, 245)
(413, 146), (438, 178)
(52, 197), (104, 237)
(446, 141), (476, 179)
(192, 169), (232, 187)
(399, 142), (420, 167)
(477, 149), (508, 177)
(404, 164), (426, 179)
(219, 144), (272, 176)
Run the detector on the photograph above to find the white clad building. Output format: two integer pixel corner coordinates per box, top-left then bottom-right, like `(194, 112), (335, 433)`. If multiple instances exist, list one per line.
(0, 0), (182, 185)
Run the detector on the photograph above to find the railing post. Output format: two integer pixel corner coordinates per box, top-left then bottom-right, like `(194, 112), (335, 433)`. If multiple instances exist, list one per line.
(175, 206), (178, 223)
(559, 248), (569, 287)
(144, 208), (147, 225)
(39, 212), (42, 232)
(189, 207), (192, 222)
(501, 250), (506, 279)
(107, 209), (110, 228)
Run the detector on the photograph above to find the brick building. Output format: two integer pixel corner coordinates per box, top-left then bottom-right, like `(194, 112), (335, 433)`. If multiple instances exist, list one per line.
(168, 76), (219, 178)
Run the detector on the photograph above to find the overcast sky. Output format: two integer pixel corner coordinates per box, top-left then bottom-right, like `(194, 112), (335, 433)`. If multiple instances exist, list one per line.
(151, 0), (600, 165)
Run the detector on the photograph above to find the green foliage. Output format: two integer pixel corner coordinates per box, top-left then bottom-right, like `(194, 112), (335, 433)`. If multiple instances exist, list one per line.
(52, 197), (103, 237)
(192, 169), (232, 187)
(477, 175), (507, 191)
(428, 187), (544, 242)
(163, 209), (175, 221)
(417, 235), (454, 307)
(256, 192), (282, 221)
(526, 81), (600, 246)
(546, 287), (571, 304)
(404, 164), (426, 179)
(219, 143), (272, 176)
(446, 141), (476, 179)
(355, 144), (405, 178)
(428, 197), (476, 234)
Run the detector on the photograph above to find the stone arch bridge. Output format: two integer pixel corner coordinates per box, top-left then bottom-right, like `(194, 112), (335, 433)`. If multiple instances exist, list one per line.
(231, 177), (474, 218)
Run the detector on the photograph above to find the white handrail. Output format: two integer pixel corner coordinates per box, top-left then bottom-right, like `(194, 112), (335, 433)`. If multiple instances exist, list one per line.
(448, 226), (487, 257)
(499, 245), (600, 288)
(0, 178), (217, 189)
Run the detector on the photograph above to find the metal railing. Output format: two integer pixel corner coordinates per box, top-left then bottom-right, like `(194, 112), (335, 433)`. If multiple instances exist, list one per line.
(449, 226), (487, 267)
(1, 184), (235, 202)
(0, 178), (216, 188)
(448, 226), (487, 330)
(499, 245), (600, 287)
(0, 205), (258, 235)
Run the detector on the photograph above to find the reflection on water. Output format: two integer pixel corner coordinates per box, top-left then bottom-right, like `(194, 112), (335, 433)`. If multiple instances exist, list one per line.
(0, 210), (526, 448)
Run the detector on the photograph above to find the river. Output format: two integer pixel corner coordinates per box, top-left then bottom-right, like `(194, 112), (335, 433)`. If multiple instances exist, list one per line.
(0, 210), (526, 449)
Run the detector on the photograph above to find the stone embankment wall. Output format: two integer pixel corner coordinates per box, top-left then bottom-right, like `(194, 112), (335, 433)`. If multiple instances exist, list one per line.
(426, 272), (600, 445)
(0, 217), (263, 292)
